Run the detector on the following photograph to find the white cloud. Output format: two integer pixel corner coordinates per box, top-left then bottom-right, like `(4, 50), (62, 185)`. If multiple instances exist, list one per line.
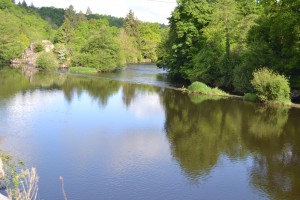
(24, 0), (177, 24)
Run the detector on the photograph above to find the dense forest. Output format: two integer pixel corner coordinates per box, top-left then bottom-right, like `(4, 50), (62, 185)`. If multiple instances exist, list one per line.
(0, 0), (165, 71)
(157, 0), (300, 93)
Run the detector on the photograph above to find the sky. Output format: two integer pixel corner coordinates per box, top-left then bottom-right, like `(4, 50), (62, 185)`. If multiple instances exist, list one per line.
(21, 0), (177, 24)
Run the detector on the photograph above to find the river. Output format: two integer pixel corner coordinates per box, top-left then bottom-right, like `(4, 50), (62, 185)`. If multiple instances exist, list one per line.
(0, 64), (300, 200)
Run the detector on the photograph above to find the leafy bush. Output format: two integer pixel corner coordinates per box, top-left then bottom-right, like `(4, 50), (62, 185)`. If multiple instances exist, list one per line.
(188, 81), (228, 96)
(53, 43), (68, 64)
(188, 82), (211, 93)
(71, 51), (124, 72)
(34, 43), (44, 52)
(244, 93), (259, 102)
(251, 68), (291, 103)
(36, 52), (58, 70)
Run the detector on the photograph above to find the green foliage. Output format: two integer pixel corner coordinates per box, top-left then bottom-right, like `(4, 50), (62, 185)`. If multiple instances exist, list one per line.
(78, 27), (125, 71)
(156, 0), (300, 93)
(157, 0), (212, 78)
(87, 14), (124, 28)
(188, 81), (228, 96)
(53, 43), (68, 64)
(0, 2), (53, 62)
(124, 10), (140, 39)
(0, 0), (14, 9)
(139, 22), (161, 61)
(54, 18), (75, 44)
(36, 52), (59, 70)
(188, 81), (211, 93)
(35, 7), (65, 29)
(244, 93), (259, 102)
(0, 10), (23, 62)
(34, 42), (44, 52)
(251, 68), (291, 103)
(118, 29), (141, 63)
(0, 151), (26, 188)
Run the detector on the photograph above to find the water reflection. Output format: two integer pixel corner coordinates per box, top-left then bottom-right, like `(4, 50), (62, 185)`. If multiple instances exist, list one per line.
(161, 89), (300, 199)
(162, 91), (244, 180)
(1, 67), (300, 199)
(248, 106), (289, 138)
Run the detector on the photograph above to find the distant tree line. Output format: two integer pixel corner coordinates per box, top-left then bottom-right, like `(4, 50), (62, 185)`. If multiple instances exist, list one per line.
(0, 0), (166, 72)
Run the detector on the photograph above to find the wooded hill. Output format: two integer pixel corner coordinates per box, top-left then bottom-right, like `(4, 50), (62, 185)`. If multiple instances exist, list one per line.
(0, 0), (166, 71)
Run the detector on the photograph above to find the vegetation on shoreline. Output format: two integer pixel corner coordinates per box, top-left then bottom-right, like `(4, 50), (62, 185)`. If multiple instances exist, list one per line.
(248, 68), (291, 105)
(157, 0), (300, 99)
(188, 81), (229, 96)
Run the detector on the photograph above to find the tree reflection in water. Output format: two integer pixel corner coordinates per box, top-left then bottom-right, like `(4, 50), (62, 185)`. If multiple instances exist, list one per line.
(162, 90), (300, 199)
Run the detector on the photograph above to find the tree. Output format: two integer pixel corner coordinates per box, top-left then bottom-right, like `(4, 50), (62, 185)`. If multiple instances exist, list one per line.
(157, 0), (212, 79)
(21, 0), (27, 8)
(86, 6), (92, 15)
(71, 26), (125, 72)
(77, 11), (87, 23)
(124, 10), (140, 37)
(0, 0), (14, 9)
(139, 22), (161, 61)
(54, 19), (75, 44)
(35, 7), (65, 29)
(193, 0), (241, 87)
(64, 5), (78, 28)
(0, 11), (23, 62)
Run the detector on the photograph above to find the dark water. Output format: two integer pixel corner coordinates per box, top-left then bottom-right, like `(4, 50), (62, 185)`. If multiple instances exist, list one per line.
(0, 65), (300, 200)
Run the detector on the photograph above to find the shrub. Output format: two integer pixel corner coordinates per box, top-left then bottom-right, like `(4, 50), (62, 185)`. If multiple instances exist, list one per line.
(34, 43), (44, 53)
(188, 81), (228, 96)
(244, 93), (259, 102)
(251, 68), (291, 103)
(71, 52), (124, 72)
(53, 43), (68, 64)
(188, 82), (211, 94)
(36, 52), (58, 70)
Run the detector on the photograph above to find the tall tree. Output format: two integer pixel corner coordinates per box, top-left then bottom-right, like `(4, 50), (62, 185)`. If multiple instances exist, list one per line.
(54, 19), (74, 44)
(21, 0), (27, 8)
(124, 10), (140, 37)
(64, 5), (78, 28)
(86, 6), (92, 15)
(157, 0), (212, 79)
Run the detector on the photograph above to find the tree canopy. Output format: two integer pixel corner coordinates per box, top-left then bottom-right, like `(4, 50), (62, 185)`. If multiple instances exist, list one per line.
(158, 0), (300, 91)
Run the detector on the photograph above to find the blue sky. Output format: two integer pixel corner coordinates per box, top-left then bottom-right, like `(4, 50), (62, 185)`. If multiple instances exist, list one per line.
(22, 0), (177, 24)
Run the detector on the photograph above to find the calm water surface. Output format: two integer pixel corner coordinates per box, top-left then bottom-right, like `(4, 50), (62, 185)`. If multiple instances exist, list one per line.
(0, 65), (300, 200)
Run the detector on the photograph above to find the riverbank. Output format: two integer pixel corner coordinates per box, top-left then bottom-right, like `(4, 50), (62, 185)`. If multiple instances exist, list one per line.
(176, 86), (300, 109)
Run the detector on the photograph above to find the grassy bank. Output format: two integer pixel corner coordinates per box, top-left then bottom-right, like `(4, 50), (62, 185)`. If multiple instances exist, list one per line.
(69, 67), (98, 74)
(187, 82), (229, 96)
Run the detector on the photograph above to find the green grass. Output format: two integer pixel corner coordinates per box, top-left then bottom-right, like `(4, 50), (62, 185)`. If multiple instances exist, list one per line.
(188, 81), (229, 96)
(69, 67), (98, 74)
